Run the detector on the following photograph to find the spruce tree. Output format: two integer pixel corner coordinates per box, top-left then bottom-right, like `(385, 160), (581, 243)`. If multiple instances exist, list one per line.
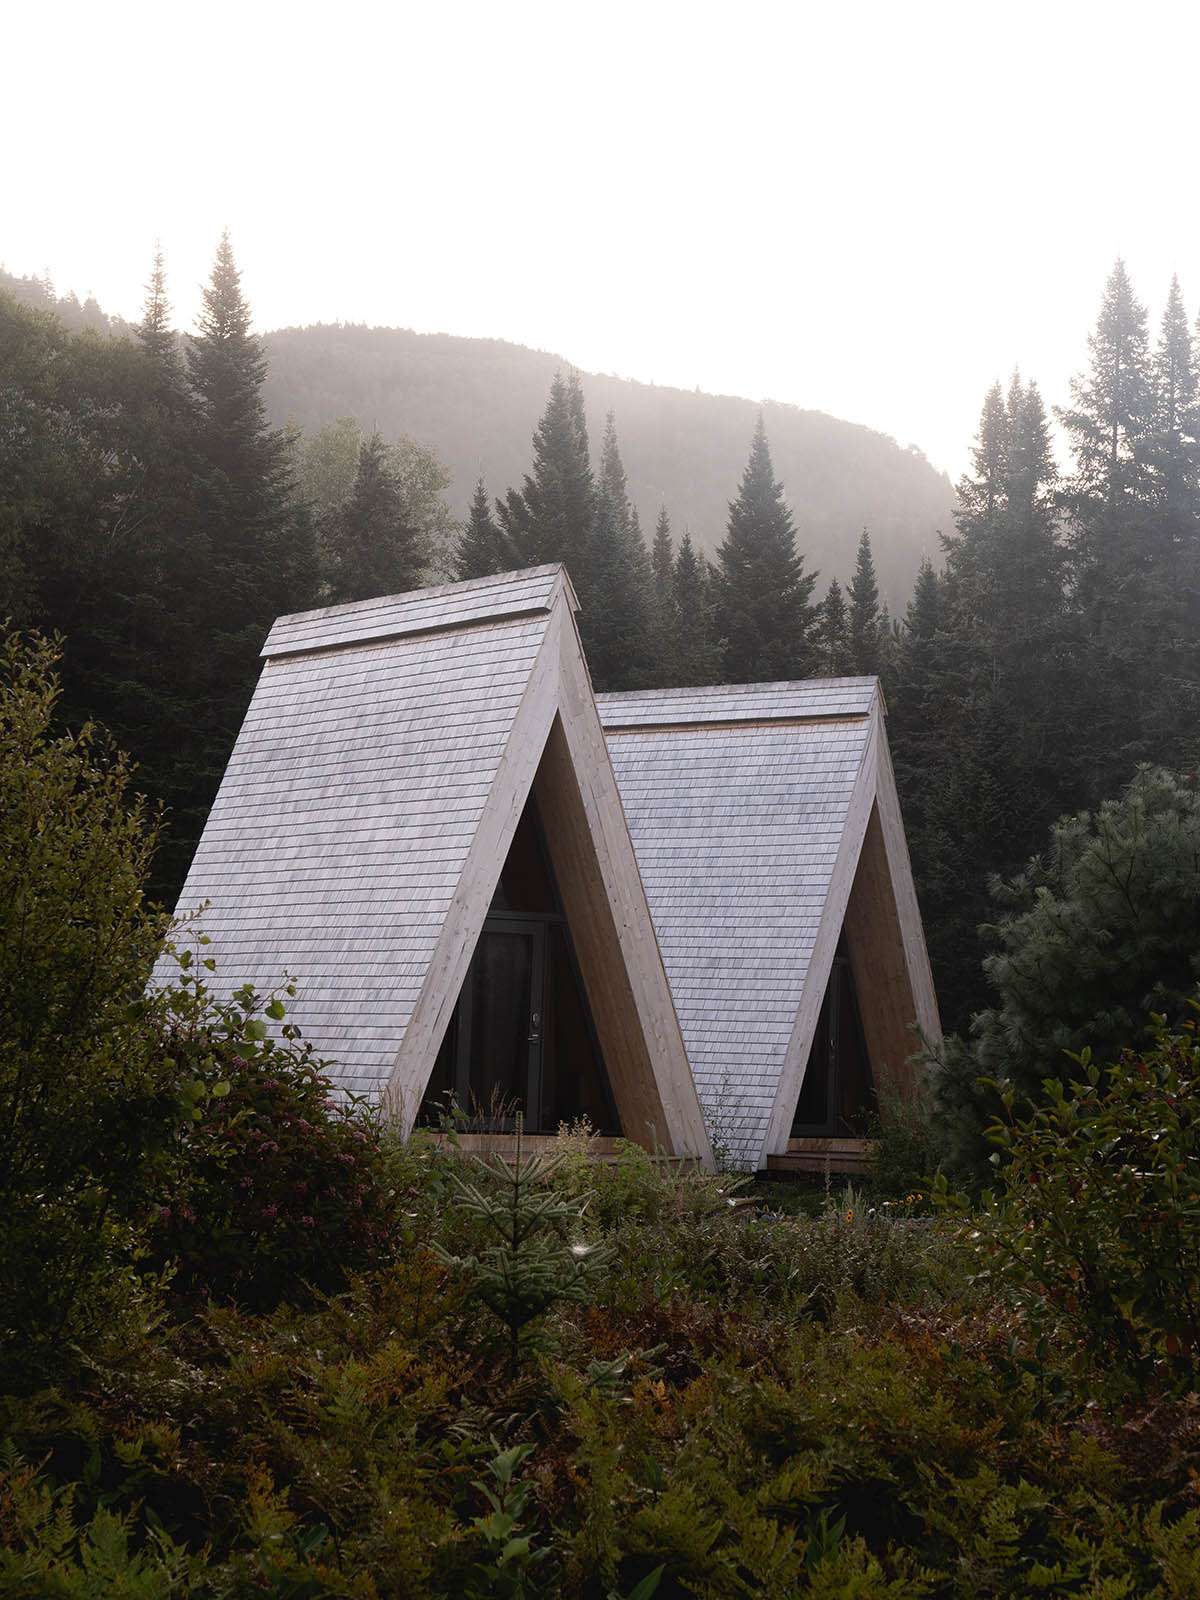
(1148, 276), (1200, 550)
(137, 246), (185, 385)
(1058, 259), (1154, 530)
(672, 532), (721, 685)
(327, 429), (426, 603)
(819, 578), (851, 675)
(847, 527), (881, 674)
(496, 371), (594, 589)
(715, 416), (817, 681)
(175, 233), (316, 887)
(455, 478), (510, 580)
(187, 230), (315, 623)
(648, 506), (679, 682)
(651, 505), (674, 598)
(582, 414), (652, 690)
(1058, 263), (1192, 794)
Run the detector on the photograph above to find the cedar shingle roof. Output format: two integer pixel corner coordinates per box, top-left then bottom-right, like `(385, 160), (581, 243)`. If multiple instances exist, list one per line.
(168, 590), (558, 1096)
(597, 681), (880, 1166)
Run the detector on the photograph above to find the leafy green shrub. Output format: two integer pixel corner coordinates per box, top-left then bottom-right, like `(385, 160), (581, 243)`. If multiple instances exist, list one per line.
(932, 766), (1200, 1173)
(869, 1081), (943, 1204)
(936, 1011), (1200, 1389)
(147, 953), (400, 1310)
(0, 630), (183, 1369)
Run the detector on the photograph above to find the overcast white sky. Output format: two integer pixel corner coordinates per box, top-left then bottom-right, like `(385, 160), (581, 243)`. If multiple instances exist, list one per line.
(5, 0), (1197, 477)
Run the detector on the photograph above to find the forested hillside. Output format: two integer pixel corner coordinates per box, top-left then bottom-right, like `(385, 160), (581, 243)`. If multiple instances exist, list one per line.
(261, 322), (954, 603)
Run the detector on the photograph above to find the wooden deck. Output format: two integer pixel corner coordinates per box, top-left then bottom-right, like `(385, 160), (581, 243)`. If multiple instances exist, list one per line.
(765, 1137), (874, 1177)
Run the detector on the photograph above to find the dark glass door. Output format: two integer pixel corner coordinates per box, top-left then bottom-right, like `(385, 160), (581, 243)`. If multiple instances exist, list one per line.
(791, 947), (874, 1137)
(418, 792), (619, 1135)
(467, 920), (544, 1125)
(424, 918), (545, 1128)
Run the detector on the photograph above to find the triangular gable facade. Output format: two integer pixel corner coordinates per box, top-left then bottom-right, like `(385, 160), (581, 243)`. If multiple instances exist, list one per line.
(165, 565), (713, 1166)
(596, 680), (940, 1170)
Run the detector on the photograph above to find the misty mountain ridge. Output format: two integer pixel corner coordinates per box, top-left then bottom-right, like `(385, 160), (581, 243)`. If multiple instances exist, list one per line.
(1, 266), (954, 604)
(263, 322), (954, 605)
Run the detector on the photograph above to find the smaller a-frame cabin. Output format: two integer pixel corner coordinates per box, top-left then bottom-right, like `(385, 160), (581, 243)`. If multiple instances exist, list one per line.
(166, 566), (713, 1167)
(596, 680), (940, 1173)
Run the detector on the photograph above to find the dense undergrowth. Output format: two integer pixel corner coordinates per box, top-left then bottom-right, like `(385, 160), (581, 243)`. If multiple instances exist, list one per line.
(3, 1104), (1200, 1598)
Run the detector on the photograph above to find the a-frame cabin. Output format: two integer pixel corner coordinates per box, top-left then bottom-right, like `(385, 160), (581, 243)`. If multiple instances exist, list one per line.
(596, 680), (940, 1173)
(166, 565), (713, 1167)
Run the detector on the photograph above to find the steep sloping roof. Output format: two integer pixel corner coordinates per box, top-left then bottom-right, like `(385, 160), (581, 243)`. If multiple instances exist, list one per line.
(164, 565), (711, 1164)
(169, 568), (568, 1096)
(597, 679), (934, 1168)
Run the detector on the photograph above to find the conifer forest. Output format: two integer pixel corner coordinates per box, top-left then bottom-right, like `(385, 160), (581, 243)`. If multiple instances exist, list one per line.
(3, 235), (1200, 1595)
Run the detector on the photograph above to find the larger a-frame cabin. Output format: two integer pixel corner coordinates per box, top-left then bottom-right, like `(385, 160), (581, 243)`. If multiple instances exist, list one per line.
(596, 679), (941, 1173)
(165, 565), (713, 1166)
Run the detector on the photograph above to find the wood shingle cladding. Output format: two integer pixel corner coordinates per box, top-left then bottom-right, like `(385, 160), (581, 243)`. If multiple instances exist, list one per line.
(597, 679), (940, 1170)
(162, 565), (712, 1166)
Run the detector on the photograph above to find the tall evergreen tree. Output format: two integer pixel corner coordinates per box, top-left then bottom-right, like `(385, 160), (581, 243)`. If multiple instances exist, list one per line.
(187, 230), (315, 623)
(455, 477), (510, 580)
(818, 578), (851, 675)
(1147, 276), (1200, 552)
(1058, 259), (1153, 535)
(1058, 262), (1194, 793)
(651, 505), (674, 599)
(137, 246), (185, 386)
(327, 429), (426, 603)
(647, 506), (679, 682)
(847, 527), (881, 673)
(715, 416), (817, 681)
(496, 371), (593, 588)
(672, 532), (721, 686)
(583, 413), (652, 690)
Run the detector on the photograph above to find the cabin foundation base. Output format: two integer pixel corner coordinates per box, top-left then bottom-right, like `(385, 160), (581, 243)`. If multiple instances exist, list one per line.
(765, 1137), (874, 1178)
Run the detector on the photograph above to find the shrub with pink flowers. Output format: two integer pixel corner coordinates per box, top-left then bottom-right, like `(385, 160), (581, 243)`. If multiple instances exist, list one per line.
(148, 948), (399, 1308)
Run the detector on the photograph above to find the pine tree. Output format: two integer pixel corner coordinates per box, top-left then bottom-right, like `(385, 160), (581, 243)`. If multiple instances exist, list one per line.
(647, 506), (679, 683)
(847, 527), (881, 674)
(327, 429), (426, 603)
(1148, 276), (1200, 552)
(905, 557), (941, 642)
(187, 230), (315, 622)
(947, 374), (1062, 649)
(1058, 259), (1153, 531)
(819, 578), (851, 675)
(1058, 263), (1194, 793)
(583, 414), (653, 690)
(455, 478), (510, 580)
(137, 246), (184, 386)
(651, 505), (674, 599)
(715, 416), (817, 681)
(672, 532), (721, 685)
(496, 370), (594, 589)
(1002, 378), (1062, 635)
